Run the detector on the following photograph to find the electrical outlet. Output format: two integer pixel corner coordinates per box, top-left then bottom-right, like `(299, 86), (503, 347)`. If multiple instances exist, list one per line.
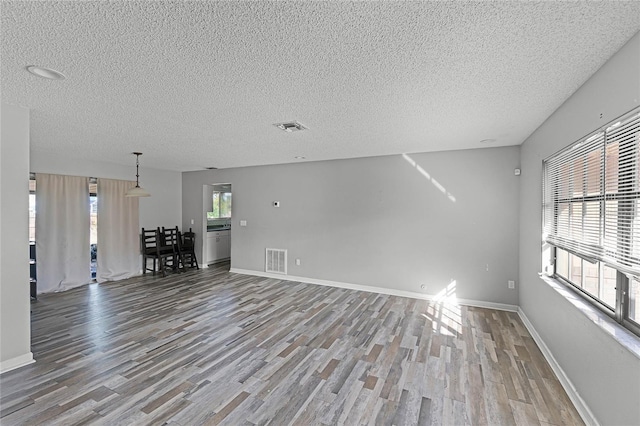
(295, 258), (301, 266)
(508, 280), (515, 289)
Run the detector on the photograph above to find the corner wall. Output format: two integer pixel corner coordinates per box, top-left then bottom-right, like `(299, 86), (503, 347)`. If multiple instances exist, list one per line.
(0, 104), (33, 373)
(519, 32), (640, 425)
(183, 146), (520, 305)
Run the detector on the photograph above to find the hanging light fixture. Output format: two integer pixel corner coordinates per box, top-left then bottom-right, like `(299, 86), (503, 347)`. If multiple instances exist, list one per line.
(125, 152), (151, 197)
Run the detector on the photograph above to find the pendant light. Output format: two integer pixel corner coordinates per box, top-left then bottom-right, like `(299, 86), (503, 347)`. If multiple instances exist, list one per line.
(125, 152), (151, 197)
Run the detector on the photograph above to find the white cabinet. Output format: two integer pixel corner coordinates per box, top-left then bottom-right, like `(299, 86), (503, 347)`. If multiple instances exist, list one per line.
(206, 230), (231, 264)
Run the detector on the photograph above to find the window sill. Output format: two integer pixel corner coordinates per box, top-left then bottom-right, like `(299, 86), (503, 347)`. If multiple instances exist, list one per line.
(539, 272), (640, 359)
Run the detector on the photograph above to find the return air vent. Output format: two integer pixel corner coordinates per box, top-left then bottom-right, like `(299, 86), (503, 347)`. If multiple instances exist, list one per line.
(265, 248), (287, 274)
(273, 121), (307, 132)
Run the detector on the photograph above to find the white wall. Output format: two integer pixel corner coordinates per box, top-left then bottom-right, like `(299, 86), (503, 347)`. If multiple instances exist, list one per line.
(183, 146), (520, 305)
(0, 104), (33, 373)
(30, 154), (182, 229)
(519, 32), (640, 425)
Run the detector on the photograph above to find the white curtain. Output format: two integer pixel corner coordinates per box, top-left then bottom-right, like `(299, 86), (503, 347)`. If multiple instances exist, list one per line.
(36, 173), (90, 293)
(96, 178), (140, 282)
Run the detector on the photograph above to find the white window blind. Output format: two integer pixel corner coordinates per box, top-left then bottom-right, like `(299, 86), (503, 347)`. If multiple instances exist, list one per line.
(543, 108), (640, 275)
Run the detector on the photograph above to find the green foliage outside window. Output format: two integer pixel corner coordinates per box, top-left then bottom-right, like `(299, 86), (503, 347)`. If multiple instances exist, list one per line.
(208, 192), (232, 219)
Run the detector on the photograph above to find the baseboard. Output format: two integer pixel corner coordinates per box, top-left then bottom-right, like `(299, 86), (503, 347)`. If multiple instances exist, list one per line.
(0, 352), (35, 375)
(517, 307), (598, 426)
(229, 268), (518, 312)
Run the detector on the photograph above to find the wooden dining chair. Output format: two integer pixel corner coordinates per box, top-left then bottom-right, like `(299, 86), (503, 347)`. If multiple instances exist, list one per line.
(178, 228), (199, 269)
(161, 226), (185, 272)
(141, 227), (178, 277)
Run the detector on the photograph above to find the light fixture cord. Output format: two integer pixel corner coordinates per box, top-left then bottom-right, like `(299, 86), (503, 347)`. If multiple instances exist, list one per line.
(135, 154), (141, 188)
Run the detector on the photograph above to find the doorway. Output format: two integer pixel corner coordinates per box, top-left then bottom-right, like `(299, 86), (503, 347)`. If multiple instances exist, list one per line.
(203, 183), (232, 270)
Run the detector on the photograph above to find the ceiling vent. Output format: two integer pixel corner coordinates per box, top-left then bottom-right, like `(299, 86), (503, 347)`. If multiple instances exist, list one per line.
(274, 121), (307, 132)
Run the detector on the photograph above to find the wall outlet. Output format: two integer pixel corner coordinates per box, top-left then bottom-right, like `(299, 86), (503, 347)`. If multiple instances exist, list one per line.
(240, 220), (247, 227)
(190, 219), (194, 225)
(508, 280), (515, 289)
(295, 258), (301, 266)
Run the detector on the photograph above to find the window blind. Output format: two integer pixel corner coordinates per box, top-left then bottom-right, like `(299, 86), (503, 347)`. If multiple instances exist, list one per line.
(543, 108), (640, 275)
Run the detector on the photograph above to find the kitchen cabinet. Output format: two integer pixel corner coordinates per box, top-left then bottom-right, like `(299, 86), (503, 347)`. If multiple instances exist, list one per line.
(206, 230), (230, 264)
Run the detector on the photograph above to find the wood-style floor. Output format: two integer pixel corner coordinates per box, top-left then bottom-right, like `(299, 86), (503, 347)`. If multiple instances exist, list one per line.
(0, 263), (583, 425)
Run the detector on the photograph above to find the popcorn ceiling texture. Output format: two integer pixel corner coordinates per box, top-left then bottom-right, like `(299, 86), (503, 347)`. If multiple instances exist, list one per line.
(2, 1), (639, 171)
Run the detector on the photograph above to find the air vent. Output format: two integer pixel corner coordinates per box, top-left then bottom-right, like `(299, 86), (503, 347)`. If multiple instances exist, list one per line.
(265, 248), (287, 274)
(273, 121), (307, 132)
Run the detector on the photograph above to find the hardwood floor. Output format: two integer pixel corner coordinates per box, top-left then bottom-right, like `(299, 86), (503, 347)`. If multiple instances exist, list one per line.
(0, 263), (583, 425)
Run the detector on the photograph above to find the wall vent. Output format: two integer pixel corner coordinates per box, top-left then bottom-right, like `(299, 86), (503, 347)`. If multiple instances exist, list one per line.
(265, 248), (287, 274)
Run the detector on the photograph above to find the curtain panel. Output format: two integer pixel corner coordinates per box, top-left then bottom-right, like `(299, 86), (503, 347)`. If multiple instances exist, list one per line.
(96, 178), (140, 282)
(35, 173), (90, 293)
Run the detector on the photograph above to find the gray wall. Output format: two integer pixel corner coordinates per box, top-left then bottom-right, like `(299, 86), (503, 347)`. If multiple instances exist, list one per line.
(30, 153), (182, 230)
(0, 104), (32, 371)
(183, 146), (520, 305)
(519, 32), (640, 425)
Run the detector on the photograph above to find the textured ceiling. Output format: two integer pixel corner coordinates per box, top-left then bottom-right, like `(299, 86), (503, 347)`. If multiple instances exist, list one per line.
(2, 1), (640, 172)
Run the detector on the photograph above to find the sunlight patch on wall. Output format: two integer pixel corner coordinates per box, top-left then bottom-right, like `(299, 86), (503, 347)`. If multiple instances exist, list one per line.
(402, 154), (457, 202)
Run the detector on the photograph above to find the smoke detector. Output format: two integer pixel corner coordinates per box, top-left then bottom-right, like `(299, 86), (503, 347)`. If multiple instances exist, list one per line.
(274, 121), (307, 132)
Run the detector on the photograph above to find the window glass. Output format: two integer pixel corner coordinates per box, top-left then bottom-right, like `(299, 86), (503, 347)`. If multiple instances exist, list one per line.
(220, 192), (232, 218)
(556, 248), (569, 279)
(630, 277), (640, 325)
(601, 265), (617, 308)
(582, 260), (599, 297)
(29, 193), (36, 242)
(570, 253), (583, 287)
(571, 158), (584, 197)
(570, 203), (583, 240)
(209, 191), (232, 219)
(585, 149), (601, 196)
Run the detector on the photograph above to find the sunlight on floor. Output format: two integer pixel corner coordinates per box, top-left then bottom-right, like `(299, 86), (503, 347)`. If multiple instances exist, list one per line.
(424, 280), (462, 336)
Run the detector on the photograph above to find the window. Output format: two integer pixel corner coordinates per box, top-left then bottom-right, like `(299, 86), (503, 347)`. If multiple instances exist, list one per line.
(208, 191), (232, 219)
(90, 179), (97, 279)
(543, 107), (640, 336)
(29, 175), (36, 241)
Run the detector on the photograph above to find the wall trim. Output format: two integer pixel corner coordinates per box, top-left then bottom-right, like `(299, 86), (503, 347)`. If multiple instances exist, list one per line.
(517, 307), (598, 426)
(229, 268), (518, 312)
(0, 352), (34, 375)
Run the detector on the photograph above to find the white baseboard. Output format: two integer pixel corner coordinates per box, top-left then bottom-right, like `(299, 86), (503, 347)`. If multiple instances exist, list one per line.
(0, 352), (34, 375)
(229, 268), (518, 312)
(517, 308), (598, 426)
